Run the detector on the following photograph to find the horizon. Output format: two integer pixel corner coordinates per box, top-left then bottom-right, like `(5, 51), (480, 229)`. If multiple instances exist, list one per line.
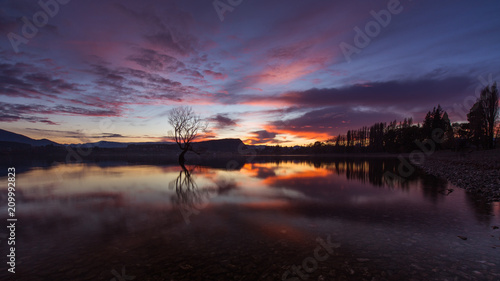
(1, 0), (500, 145)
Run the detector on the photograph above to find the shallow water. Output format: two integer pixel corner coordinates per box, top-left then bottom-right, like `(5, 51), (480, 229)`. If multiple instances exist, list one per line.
(1, 158), (499, 280)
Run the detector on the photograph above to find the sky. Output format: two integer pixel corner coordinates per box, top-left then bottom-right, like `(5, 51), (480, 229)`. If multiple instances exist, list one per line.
(0, 0), (499, 145)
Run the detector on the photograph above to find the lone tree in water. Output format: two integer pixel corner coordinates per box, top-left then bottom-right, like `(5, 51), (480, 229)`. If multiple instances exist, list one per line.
(168, 106), (207, 168)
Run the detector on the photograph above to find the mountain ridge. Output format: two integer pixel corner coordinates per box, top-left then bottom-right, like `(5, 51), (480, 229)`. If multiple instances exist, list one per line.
(0, 129), (60, 147)
(0, 129), (246, 149)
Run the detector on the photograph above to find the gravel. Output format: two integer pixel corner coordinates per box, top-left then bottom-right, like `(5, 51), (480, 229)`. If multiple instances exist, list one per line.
(417, 148), (500, 202)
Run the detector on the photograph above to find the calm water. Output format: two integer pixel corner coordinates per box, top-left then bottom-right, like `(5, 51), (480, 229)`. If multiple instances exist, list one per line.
(1, 158), (499, 280)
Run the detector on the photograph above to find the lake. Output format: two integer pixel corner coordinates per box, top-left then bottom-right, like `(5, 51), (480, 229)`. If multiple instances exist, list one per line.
(1, 157), (499, 280)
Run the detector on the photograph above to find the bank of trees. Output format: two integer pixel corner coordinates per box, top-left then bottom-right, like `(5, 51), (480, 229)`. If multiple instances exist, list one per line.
(329, 83), (498, 153)
(283, 83), (499, 154)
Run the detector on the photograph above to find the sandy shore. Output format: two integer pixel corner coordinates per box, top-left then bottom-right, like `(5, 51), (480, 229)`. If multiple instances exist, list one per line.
(418, 148), (500, 202)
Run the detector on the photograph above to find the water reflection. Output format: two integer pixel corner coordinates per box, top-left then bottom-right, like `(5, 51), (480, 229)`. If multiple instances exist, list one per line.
(466, 192), (495, 224)
(169, 166), (214, 224)
(250, 157), (421, 189)
(169, 165), (241, 224)
(2, 158), (497, 221)
(1, 158), (499, 280)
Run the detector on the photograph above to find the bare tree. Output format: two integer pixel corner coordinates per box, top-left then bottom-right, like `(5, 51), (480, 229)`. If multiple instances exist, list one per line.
(167, 106), (208, 168)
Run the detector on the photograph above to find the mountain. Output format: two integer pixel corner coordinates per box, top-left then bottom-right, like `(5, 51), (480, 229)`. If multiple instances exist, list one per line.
(69, 141), (130, 148)
(0, 129), (60, 147)
(71, 141), (175, 148)
(0, 129), (246, 153)
(191, 138), (246, 153)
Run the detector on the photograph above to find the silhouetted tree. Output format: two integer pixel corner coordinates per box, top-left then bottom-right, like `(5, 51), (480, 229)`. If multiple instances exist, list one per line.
(468, 100), (485, 148)
(421, 105), (452, 149)
(422, 111), (433, 139)
(383, 120), (399, 152)
(346, 130), (352, 147)
(481, 83), (498, 148)
(168, 106), (208, 168)
(467, 84), (498, 149)
(369, 122), (385, 152)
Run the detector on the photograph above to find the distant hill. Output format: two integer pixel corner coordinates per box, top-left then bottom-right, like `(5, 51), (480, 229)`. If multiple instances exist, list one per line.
(72, 141), (175, 148)
(0, 129), (246, 153)
(0, 129), (60, 147)
(191, 138), (246, 153)
(127, 139), (247, 154)
(69, 141), (130, 149)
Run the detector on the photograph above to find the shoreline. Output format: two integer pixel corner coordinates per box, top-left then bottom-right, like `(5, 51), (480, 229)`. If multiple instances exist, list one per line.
(417, 149), (500, 202)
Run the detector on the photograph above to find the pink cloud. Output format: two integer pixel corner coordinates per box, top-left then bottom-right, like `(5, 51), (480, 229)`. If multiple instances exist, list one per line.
(203, 70), (228, 80)
(244, 87), (263, 92)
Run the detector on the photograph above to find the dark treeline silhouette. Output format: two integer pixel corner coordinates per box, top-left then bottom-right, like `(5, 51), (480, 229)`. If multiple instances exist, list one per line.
(259, 83), (499, 154)
(467, 83), (499, 149)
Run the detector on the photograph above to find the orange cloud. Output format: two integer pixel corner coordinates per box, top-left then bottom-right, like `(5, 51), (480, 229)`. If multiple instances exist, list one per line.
(263, 124), (332, 142)
(257, 58), (325, 85)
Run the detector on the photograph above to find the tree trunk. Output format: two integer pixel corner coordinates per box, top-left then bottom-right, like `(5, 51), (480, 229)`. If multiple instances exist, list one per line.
(179, 149), (188, 170)
(488, 123), (494, 149)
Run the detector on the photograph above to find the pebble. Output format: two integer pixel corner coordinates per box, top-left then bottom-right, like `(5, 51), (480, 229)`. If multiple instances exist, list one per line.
(417, 150), (500, 202)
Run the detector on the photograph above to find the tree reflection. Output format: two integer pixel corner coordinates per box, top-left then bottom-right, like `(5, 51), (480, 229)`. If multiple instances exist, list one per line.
(256, 158), (419, 189)
(169, 165), (238, 223)
(419, 174), (451, 203)
(169, 166), (214, 223)
(465, 192), (493, 224)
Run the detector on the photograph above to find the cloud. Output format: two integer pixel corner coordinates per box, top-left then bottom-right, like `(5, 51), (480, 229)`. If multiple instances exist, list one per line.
(144, 32), (195, 56)
(85, 61), (210, 106)
(0, 113), (58, 125)
(268, 106), (403, 140)
(112, 1), (200, 56)
(25, 127), (146, 141)
(233, 76), (474, 108)
(127, 48), (185, 72)
(0, 62), (82, 100)
(245, 130), (281, 145)
(178, 69), (204, 79)
(267, 44), (313, 60)
(210, 114), (238, 129)
(203, 70), (227, 80)
(0, 102), (121, 125)
(64, 133), (127, 139)
(278, 77), (474, 107)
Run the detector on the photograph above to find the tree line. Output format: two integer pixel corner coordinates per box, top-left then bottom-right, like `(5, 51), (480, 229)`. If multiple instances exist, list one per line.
(263, 83), (499, 155)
